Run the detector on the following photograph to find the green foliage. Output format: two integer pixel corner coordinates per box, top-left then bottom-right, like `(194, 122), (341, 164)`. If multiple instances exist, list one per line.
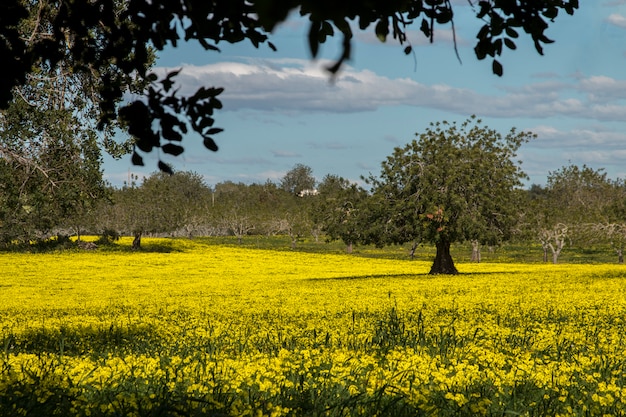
(365, 116), (534, 273)
(312, 174), (368, 252)
(0, 0), (579, 171)
(102, 171), (212, 240)
(280, 164), (317, 196)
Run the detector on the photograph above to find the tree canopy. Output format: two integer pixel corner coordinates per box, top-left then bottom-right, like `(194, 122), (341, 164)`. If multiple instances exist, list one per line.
(365, 117), (533, 274)
(0, 0), (579, 171)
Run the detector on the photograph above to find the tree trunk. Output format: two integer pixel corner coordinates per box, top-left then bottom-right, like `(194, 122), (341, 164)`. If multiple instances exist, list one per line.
(346, 241), (353, 254)
(542, 244), (549, 262)
(132, 231), (142, 250)
(470, 240), (481, 263)
(430, 239), (458, 275)
(617, 249), (624, 264)
(409, 241), (418, 259)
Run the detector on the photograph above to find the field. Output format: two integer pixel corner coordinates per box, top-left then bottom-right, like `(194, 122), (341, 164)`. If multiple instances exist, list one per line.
(1, 238), (626, 416)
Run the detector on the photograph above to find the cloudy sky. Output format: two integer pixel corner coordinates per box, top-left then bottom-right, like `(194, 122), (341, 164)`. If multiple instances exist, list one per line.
(104, 1), (626, 188)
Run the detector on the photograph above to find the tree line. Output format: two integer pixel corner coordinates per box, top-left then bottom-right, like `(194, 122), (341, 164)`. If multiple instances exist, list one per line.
(2, 118), (625, 274)
(0, 1), (589, 275)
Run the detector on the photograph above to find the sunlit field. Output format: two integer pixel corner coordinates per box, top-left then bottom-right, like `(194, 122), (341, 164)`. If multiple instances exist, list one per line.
(2, 238), (626, 416)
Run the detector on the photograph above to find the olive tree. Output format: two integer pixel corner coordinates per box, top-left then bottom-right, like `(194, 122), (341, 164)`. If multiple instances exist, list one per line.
(365, 116), (533, 274)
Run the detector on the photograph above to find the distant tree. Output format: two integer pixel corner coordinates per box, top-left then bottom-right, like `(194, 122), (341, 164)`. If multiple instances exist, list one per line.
(280, 164), (316, 196)
(106, 171), (211, 248)
(365, 117), (533, 274)
(591, 223), (626, 264)
(312, 174), (368, 253)
(140, 171), (212, 235)
(213, 181), (262, 243)
(585, 178), (626, 263)
(547, 165), (614, 225)
(0, 1), (578, 171)
(538, 223), (570, 264)
(536, 164), (617, 262)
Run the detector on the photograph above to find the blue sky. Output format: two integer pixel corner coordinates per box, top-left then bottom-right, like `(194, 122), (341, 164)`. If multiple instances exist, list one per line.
(104, 1), (626, 188)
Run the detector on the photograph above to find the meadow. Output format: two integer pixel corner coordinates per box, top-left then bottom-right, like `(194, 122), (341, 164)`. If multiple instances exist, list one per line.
(1, 237), (626, 416)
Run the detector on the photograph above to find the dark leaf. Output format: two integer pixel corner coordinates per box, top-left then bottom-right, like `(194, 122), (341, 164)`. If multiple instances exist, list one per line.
(206, 127), (224, 135)
(375, 18), (389, 42)
(477, 1), (490, 19)
(476, 24), (490, 40)
(494, 38), (502, 55)
(198, 38), (220, 52)
(404, 45), (412, 55)
(420, 18), (430, 38)
(268, 41), (277, 51)
(308, 20), (321, 58)
(162, 143), (184, 156)
(131, 151), (144, 166)
(158, 160), (173, 174)
(321, 21), (334, 36)
(504, 38), (516, 50)
(505, 26), (519, 38)
(203, 137), (219, 151)
(543, 7), (558, 20)
(492, 59), (503, 76)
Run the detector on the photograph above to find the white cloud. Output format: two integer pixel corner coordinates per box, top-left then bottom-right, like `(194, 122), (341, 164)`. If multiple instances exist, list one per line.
(154, 60), (626, 122)
(607, 13), (626, 28)
(272, 150), (302, 158)
(527, 124), (626, 149)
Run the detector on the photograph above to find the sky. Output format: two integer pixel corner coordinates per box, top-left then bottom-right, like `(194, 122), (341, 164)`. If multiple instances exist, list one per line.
(103, 1), (626, 189)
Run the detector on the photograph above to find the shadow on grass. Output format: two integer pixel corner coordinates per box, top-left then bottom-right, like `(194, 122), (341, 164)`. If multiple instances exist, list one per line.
(4, 323), (164, 356)
(305, 270), (524, 281)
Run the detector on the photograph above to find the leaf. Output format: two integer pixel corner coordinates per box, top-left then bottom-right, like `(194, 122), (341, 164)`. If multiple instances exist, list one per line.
(268, 41), (277, 52)
(504, 38), (516, 50)
(375, 18), (389, 42)
(131, 151), (144, 166)
(205, 127), (224, 135)
(203, 137), (219, 152)
(492, 59), (503, 76)
(160, 69), (181, 92)
(420, 18), (430, 38)
(505, 26), (519, 38)
(308, 20), (321, 58)
(404, 45), (412, 55)
(162, 143), (184, 156)
(158, 160), (173, 174)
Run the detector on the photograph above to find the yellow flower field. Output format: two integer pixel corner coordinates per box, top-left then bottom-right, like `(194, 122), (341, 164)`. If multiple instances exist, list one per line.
(1, 238), (626, 416)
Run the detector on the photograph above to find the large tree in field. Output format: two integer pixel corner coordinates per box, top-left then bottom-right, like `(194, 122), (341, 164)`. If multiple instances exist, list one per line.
(366, 117), (533, 274)
(0, 1), (578, 171)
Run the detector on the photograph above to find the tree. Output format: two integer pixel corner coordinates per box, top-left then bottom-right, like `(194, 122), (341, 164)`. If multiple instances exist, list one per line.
(0, 0), (141, 245)
(0, 1), (579, 171)
(280, 164), (316, 196)
(212, 181), (262, 243)
(0, 82), (108, 245)
(546, 165), (615, 226)
(104, 171), (211, 248)
(536, 165), (616, 262)
(365, 117), (533, 274)
(312, 174), (368, 253)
